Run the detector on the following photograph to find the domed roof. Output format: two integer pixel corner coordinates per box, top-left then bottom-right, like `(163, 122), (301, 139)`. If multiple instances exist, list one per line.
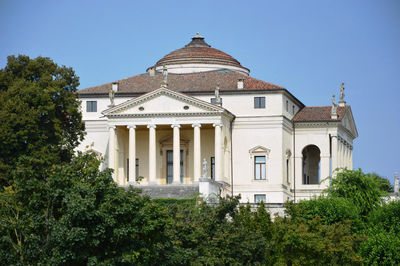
(150, 33), (250, 75)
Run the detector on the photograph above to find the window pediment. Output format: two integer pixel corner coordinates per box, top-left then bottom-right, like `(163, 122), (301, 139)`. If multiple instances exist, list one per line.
(249, 145), (270, 158)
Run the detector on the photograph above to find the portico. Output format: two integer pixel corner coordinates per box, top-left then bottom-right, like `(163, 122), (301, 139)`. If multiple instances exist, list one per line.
(103, 87), (234, 187)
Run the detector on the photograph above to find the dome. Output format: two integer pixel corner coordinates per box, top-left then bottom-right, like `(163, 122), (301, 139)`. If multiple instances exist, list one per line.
(149, 33), (250, 75)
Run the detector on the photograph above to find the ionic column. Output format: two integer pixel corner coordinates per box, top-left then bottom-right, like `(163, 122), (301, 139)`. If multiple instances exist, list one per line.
(331, 135), (338, 176)
(350, 147), (353, 170)
(338, 138), (343, 169)
(147, 124), (157, 184)
(192, 124), (201, 182)
(213, 123), (223, 182)
(172, 124), (181, 184)
(345, 144), (349, 169)
(108, 126), (116, 182)
(128, 125), (136, 184)
(321, 154), (331, 188)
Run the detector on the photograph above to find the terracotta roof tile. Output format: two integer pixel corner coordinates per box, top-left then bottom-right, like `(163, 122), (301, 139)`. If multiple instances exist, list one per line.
(293, 106), (349, 122)
(77, 70), (284, 95)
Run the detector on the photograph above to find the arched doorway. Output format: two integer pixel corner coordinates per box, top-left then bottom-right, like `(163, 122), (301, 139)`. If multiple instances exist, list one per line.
(302, 145), (320, 184)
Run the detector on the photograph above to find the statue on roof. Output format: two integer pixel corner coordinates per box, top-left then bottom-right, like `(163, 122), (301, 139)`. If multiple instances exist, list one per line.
(215, 83), (221, 105)
(161, 65), (168, 87)
(331, 95), (338, 119)
(339, 82), (346, 106)
(108, 87), (115, 107)
(340, 82), (345, 101)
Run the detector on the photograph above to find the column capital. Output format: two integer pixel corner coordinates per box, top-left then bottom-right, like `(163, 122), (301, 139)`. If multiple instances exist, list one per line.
(127, 124), (136, 129)
(108, 125), (116, 130)
(171, 124), (181, 128)
(213, 123), (223, 128)
(192, 123), (202, 128)
(147, 124), (157, 129)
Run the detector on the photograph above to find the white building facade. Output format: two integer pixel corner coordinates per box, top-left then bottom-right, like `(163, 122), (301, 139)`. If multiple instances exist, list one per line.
(77, 34), (358, 204)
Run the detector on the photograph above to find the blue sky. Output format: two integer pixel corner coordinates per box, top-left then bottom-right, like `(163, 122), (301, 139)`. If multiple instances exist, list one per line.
(1, 0), (399, 183)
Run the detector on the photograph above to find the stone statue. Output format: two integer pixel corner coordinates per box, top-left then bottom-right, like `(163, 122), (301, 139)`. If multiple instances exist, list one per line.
(339, 82), (345, 102)
(331, 95), (337, 119)
(108, 87), (115, 106)
(162, 65), (168, 86)
(202, 158), (208, 179)
(215, 83), (220, 104)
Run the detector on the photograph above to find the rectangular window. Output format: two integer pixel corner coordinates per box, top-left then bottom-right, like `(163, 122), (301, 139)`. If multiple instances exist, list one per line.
(127, 158), (129, 182)
(127, 158), (139, 182)
(136, 158), (139, 181)
(211, 98), (222, 104)
(292, 105), (295, 115)
(254, 194), (266, 203)
(286, 100), (289, 112)
(166, 150), (183, 184)
(286, 159), (289, 184)
(254, 156), (266, 180)
(211, 157), (215, 180)
(254, 97), (265, 108)
(166, 150), (173, 184)
(86, 101), (97, 112)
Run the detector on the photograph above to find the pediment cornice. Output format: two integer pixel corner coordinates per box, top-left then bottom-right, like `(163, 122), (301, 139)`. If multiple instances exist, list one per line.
(102, 87), (226, 117)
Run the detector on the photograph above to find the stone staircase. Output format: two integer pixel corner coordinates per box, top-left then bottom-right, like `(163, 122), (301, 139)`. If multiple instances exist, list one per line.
(136, 184), (199, 199)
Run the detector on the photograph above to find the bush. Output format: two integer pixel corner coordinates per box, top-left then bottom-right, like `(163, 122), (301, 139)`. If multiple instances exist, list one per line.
(287, 197), (363, 232)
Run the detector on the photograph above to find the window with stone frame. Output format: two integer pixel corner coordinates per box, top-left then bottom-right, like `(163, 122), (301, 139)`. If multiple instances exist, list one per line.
(254, 156), (266, 180)
(86, 101), (97, 112)
(254, 97), (265, 108)
(254, 194), (266, 203)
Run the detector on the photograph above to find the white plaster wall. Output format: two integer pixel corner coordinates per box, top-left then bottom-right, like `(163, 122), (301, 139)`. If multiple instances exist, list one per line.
(293, 126), (337, 196)
(232, 116), (288, 203)
(196, 93), (284, 117)
(155, 63), (249, 75)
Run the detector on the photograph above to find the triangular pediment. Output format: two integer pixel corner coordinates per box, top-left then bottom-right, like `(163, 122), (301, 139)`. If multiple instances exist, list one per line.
(102, 87), (224, 116)
(249, 145), (271, 157)
(341, 108), (358, 138)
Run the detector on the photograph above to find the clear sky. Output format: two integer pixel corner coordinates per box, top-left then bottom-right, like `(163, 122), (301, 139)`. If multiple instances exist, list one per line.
(1, 0), (399, 183)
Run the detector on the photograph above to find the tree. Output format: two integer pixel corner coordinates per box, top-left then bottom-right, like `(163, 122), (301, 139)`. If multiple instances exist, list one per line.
(325, 169), (387, 217)
(0, 152), (171, 265)
(0, 55), (85, 187)
(286, 197), (363, 232)
(368, 172), (393, 193)
(359, 201), (400, 265)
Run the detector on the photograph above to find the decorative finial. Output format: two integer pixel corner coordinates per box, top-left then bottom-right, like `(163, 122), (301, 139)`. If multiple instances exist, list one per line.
(161, 65), (168, 87)
(339, 82), (346, 107)
(331, 95), (338, 119)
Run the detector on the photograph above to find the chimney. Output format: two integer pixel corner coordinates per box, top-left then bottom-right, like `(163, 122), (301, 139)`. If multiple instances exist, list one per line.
(112, 82), (119, 92)
(237, 78), (244, 89)
(148, 67), (155, 76)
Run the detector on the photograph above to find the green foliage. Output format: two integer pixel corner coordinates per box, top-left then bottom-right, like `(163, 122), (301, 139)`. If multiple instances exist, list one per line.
(326, 169), (387, 217)
(153, 197), (197, 208)
(0, 152), (171, 265)
(360, 230), (400, 265)
(271, 216), (363, 265)
(359, 201), (400, 265)
(368, 172), (393, 192)
(287, 197), (363, 232)
(0, 55), (85, 187)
